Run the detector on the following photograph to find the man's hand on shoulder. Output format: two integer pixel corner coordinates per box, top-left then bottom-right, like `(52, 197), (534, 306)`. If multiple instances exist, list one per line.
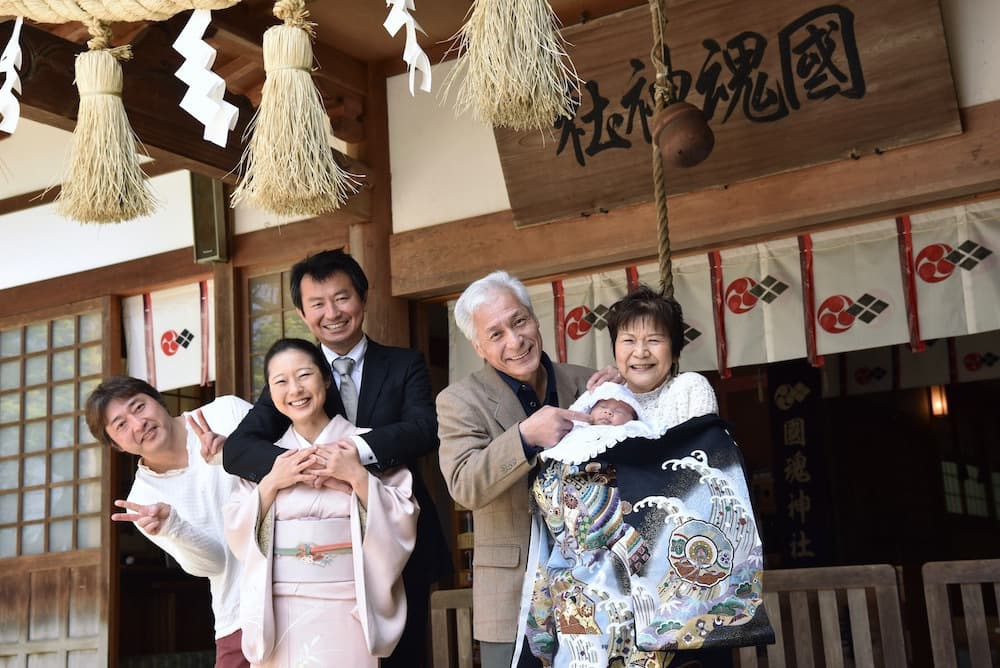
(519, 407), (593, 449)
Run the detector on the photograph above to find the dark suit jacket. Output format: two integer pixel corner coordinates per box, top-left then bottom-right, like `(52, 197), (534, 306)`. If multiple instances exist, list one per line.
(224, 339), (452, 582)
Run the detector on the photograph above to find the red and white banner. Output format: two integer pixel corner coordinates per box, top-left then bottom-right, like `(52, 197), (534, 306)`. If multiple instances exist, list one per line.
(557, 271), (629, 371)
(809, 220), (909, 356)
(124, 280), (215, 392)
(448, 198), (1000, 384)
(909, 201), (1000, 340)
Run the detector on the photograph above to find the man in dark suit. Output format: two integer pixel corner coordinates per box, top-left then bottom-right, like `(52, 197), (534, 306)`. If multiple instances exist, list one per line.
(223, 249), (451, 668)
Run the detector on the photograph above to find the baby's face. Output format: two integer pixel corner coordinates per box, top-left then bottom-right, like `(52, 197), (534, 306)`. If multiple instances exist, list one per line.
(590, 399), (637, 426)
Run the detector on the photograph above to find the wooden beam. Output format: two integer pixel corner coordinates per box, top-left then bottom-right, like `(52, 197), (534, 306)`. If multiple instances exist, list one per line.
(6, 20), (371, 218)
(669, 100), (1000, 246)
(390, 99), (1000, 298)
(212, 262), (238, 396)
(230, 214), (351, 268)
(391, 206), (658, 299)
(0, 212), (351, 319)
(0, 249), (208, 320)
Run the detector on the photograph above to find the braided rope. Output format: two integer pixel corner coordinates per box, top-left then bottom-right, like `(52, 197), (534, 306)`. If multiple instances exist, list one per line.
(84, 17), (130, 58)
(0, 0), (237, 24)
(648, 0), (674, 299)
(273, 0), (315, 36)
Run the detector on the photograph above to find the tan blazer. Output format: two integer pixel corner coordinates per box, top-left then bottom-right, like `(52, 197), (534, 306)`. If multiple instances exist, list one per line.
(437, 361), (593, 642)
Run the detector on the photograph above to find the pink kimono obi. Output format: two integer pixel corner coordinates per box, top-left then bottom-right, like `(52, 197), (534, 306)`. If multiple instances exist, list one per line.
(224, 416), (418, 667)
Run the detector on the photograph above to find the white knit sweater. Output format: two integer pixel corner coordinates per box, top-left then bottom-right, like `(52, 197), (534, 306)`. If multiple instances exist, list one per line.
(632, 371), (719, 433)
(127, 395), (252, 639)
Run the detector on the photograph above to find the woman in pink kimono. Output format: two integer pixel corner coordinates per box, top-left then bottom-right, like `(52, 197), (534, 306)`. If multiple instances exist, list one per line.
(224, 338), (418, 667)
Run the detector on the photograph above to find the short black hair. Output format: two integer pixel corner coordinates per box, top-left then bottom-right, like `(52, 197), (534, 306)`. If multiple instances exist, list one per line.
(607, 284), (686, 358)
(264, 338), (333, 387)
(289, 249), (369, 311)
(85, 376), (167, 450)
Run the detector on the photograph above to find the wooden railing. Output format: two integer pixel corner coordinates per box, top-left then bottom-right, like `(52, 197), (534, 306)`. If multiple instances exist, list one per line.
(430, 588), (474, 668)
(430, 560), (1000, 668)
(923, 558), (1000, 668)
(738, 564), (907, 668)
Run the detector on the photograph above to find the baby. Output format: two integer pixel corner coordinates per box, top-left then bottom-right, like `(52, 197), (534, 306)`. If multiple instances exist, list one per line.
(589, 397), (637, 426)
(541, 382), (653, 464)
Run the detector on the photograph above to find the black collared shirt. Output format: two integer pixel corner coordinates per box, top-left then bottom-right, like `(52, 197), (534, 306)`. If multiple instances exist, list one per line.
(495, 352), (559, 460)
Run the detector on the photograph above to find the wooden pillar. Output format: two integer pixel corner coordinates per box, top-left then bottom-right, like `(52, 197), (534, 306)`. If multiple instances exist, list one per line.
(353, 61), (409, 347)
(212, 262), (238, 397)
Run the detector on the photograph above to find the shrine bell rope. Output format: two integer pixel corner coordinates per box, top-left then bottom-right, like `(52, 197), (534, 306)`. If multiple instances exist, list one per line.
(648, 0), (675, 299)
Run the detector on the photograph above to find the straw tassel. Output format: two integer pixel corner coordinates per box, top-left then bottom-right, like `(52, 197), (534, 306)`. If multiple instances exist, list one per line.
(231, 0), (359, 215)
(443, 0), (580, 131)
(57, 21), (155, 223)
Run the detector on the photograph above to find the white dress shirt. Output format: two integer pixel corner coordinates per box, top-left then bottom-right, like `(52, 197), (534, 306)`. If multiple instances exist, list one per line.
(321, 336), (378, 466)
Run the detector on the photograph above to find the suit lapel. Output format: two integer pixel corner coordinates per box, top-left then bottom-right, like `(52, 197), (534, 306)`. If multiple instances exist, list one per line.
(477, 366), (526, 430)
(357, 339), (388, 427)
(553, 363), (586, 409)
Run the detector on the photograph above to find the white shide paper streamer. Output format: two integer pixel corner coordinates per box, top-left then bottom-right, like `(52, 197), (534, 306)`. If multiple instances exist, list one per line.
(172, 9), (239, 147)
(0, 17), (24, 134)
(384, 0), (431, 95)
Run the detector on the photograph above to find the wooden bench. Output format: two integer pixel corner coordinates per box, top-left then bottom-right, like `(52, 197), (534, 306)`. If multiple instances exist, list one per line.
(430, 588), (474, 668)
(737, 564), (908, 668)
(923, 558), (1000, 668)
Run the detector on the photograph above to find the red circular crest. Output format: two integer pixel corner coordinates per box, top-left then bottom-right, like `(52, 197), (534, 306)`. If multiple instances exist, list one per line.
(565, 306), (592, 340)
(160, 330), (180, 356)
(854, 367), (872, 385)
(964, 352), (983, 372)
(725, 277), (758, 314)
(915, 243), (955, 283)
(817, 295), (855, 334)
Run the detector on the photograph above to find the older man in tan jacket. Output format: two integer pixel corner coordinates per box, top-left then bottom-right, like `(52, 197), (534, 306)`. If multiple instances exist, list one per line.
(437, 271), (601, 668)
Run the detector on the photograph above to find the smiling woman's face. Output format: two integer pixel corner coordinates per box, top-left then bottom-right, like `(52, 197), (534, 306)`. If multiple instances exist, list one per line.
(614, 317), (674, 394)
(266, 349), (328, 423)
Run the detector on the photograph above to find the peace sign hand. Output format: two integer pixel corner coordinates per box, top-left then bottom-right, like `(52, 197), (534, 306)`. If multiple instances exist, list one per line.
(186, 409), (226, 464)
(112, 499), (172, 536)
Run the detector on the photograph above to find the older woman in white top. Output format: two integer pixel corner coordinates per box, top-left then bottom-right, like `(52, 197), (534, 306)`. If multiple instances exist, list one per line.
(516, 286), (731, 668)
(609, 285), (718, 432)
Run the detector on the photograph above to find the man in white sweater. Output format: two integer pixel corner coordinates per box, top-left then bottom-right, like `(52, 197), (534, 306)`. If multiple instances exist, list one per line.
(85, 377), (253, 668)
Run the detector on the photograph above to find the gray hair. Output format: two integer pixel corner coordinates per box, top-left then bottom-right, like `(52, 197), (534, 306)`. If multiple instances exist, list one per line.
(454, 271), (534, 341)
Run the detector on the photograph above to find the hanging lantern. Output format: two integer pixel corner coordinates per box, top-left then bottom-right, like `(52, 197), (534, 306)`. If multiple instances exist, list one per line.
(651, 100), (715, 169)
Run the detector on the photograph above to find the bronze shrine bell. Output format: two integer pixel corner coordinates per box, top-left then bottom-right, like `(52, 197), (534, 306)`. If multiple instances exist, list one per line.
(651, 101), (715, 168)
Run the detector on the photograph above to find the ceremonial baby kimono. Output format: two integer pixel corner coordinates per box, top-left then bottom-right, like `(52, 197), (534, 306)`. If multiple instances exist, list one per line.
(224, 416), (418, 667)
(513, 380), (773, 667)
